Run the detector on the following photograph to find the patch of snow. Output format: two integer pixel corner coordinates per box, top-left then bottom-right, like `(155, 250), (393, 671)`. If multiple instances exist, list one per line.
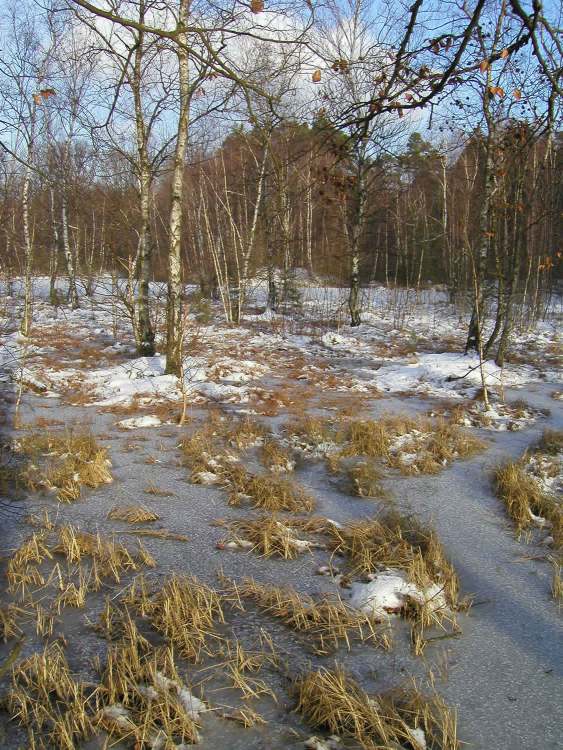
(321, 332), (363, 352)
(347, 569), (447, 620)
(407, 726), (427, 750)
(304, 736), (342, 750)
(374, 352), (538, 399)
(117, 415), (162, 429)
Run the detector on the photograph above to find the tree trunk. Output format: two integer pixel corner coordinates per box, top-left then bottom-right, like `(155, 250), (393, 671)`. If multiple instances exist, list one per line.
(165, 0), (190, 376)
(348, 155), (367, 327)
(132, 3), (155, 357)
(48, 188), (59, 306)
(61, 179), (79, 309)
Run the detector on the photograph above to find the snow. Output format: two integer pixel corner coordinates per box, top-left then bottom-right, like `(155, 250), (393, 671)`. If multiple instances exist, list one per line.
(304, 736), (341, 750)
(117, 415), (163, 429)
(373, 352), (539, 399)
(407, 727), (427, 750)
(347, 570), (447, 620)
(87, 356), (183, 406)
(154, 672), (207, 720)
(321, 332), (363, 352)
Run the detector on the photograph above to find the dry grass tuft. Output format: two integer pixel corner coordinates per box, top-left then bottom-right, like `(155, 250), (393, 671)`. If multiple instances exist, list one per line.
(227, 577), (389, 654)
(260, 438), (295, 472)
(122, 528), (189, 541)
(209, 639), (277, 702)
(339, 419), (394, 458)
(550, 557), (562, 603)
(144, 482), (175, 497)
(328, 513), (458, 600)
(285, 415), (336, 447)
(25, 508), (56, 530)
(347, 461), (387, 498)
(494, 461), (561, 548)
(6, 532), (52, 596)
(295, 666), (459, 750)
(226, 415), (269, 449)
(0, 604), (23, 642)
(227, 465), (315, 512)
(18, 430), (112, 502)
(126, 574), (224, 661)
(218, 515), (325, 558)
(97, 615), (203, 746)
(7, 642), (94, 749)
(108, 505), (160, 524)
(328, 513), (461, 652)
(53, 525), (147, 583)
(387, 420), (485, 476)
(537, 428), (563, 456)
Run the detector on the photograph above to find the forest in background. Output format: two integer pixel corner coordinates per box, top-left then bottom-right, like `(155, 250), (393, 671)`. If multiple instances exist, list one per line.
(0, 0), (561, 373)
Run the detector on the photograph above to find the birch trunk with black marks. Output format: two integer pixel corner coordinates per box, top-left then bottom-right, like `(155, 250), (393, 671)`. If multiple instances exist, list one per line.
(20, 101), (36, 337)
(60, 178), (79, 309)
(465, 108), (495, 353)
(348, 150), (367, 327)
(165, 0), (190, 376)
(48, 187), (59, 305)
(132, 2), (155, 356)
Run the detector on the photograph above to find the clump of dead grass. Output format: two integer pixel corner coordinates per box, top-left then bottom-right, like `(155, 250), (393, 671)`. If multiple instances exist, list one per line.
(124, 574), (224, 661)
(226, 465), (315, 512)
(294, 666), (459, 750)
(285, 415), (336, 447)
(226, 577), (389, 654)
(537, 428), (563, 456)
(108, 505), (160, 524)
(387, 420), (485, 476)
(96, 615), (203, 747)
(217, 515), (325, 558)
(328, 513), (458, 601)
(53, 525), (141, 583)
(17, 430), (112, 502)
(260, 438), (295, 472)
(226, 415), (269, 449)
(144, 482), (175, 497)
(7, 642), (95, 749)
(327, 513), (461, 652)
(347, 461), (387, 498)
(6, 532), (53, 596)
(0, 604), (23, 642)
(494, 461), (561, 548)
(550, 557), (562, 603)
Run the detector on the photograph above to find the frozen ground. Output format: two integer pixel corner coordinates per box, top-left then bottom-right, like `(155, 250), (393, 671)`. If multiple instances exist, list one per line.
(0, 278), (561, 749)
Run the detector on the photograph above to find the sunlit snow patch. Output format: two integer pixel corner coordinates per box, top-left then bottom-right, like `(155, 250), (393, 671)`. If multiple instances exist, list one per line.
(347, 569), (447, 620)
(117, 415), (162, 429)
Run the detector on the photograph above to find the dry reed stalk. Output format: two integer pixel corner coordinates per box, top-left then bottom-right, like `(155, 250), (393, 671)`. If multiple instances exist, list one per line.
(144, 483), (175, 497)
(220, 515), (324, 558)
(7, 642), (95, 749)
(52, 526), (141, 583)
(96, 615), (203, 746)
(126, 575), (225, 662)
(6, 532), (52, 596)
(495, 461), (562, 547)
(260, 439), (295, 472)
(295, 666), (459, 750)
(227, 465), (315, 512)
(18, 431), (112, 502)
(0, 604), (23, 642)
(108, 505), (160, 523)
(122, 529), (189, 541)
(229, 577), (389, 654)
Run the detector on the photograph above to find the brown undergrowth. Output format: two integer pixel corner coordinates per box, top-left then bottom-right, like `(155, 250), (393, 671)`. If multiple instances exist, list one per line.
(295, 666), (459, 750)
(16, 430), (112, 502)
(224, 576), (390, 655)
